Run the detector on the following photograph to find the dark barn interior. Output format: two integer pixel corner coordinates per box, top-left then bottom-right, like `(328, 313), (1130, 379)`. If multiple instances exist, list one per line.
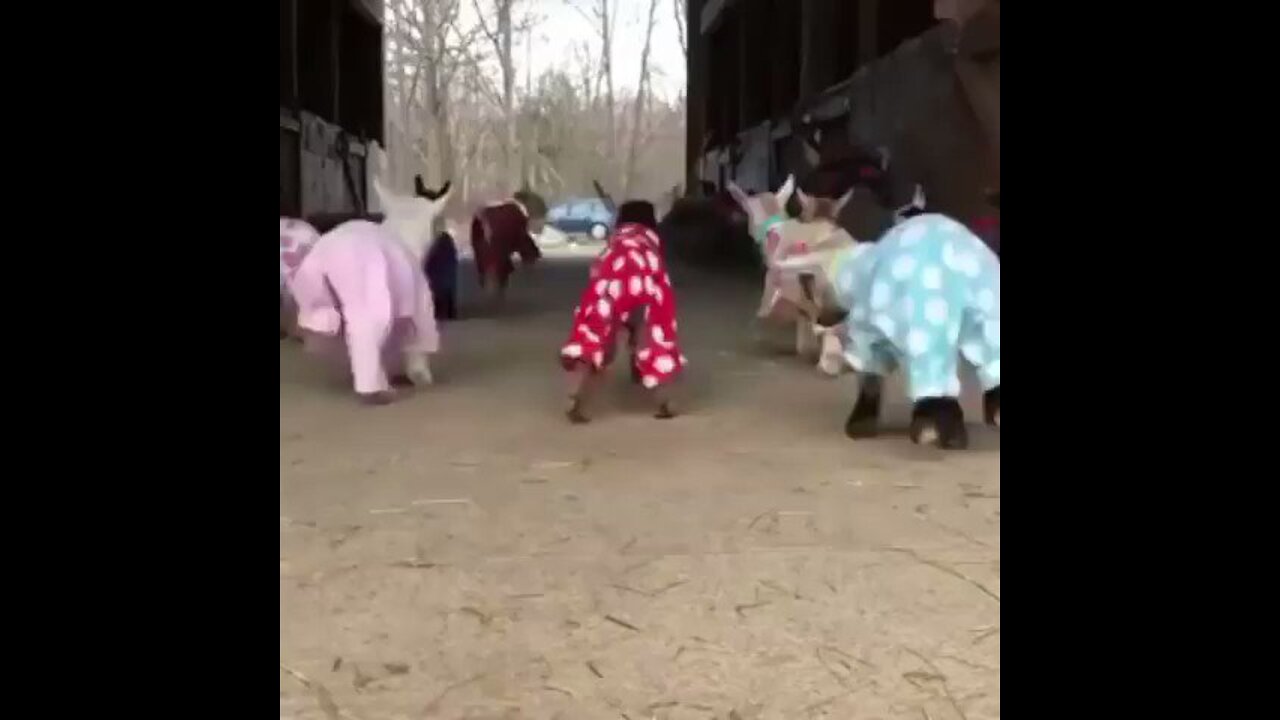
(686, 0), (1000, 238)
(280, 0), (384, 218)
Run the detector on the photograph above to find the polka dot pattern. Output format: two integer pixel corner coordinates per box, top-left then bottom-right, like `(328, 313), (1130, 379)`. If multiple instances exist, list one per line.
(924, 297), (950, 326)
(907, 329), (931, 356)
(891, 255), (918, 280)
(560, 223), (685, 387)
(921, 265), (943, 290)
(976, 288), (995, 312)
(870, 281), (891, 309)
(828, 213), (998, 401)
(901, 223), (927, 245)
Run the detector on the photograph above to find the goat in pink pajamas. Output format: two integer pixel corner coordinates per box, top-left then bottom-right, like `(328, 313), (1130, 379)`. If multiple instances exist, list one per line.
(280, 213), (440, 405)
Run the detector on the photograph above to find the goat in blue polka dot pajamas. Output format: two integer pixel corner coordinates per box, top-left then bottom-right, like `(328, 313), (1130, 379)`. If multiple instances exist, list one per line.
(782, 213), (1001, 448)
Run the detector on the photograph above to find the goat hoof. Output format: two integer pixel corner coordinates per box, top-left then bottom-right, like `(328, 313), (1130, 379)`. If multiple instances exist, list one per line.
(910, 398), (968, 449)
(844, 389), (882, 439)
(845, 417), (879, 439)
(359, 391), (397, 406)
(389, 374), (415, 388)
(567, 400), (590, 424)
(654, 403), (675, 420)
(983, 386), (1000, 428)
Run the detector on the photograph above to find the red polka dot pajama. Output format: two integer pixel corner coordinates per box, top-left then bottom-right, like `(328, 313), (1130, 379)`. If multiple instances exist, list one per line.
(559, 223), (687, 388)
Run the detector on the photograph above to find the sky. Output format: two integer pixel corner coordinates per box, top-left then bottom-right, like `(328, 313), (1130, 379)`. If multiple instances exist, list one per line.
(533, 0), (687, 100)
(438, 0), (688, 101)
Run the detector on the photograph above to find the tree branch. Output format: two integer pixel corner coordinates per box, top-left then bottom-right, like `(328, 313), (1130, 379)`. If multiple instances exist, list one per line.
(470, 0), (502, 55)
(672, 0), (687, 60)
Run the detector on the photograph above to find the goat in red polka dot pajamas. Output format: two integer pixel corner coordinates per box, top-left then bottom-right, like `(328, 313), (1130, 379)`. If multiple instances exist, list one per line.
(559, 222), (687, 423)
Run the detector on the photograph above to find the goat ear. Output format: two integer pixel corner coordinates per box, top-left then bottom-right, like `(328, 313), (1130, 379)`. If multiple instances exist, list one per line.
(726, 180), (751, 210)
(802, 140), (821, 168)
(834, 187), (856, 214)
(776, 174), (796, 206)
(372, 176), (396, 209)
(432, 181), (453, 210)
(796, 187), (815, 216)
(414, 175), (430, 197)
(592, 179), (616, 210)
(912, 184), (926, 209)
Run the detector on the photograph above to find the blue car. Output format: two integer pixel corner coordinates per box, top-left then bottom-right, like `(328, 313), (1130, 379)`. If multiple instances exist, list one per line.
(546, 197), (614, 239)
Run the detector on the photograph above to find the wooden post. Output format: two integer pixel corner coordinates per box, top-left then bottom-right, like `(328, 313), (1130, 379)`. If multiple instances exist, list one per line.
(954, 2), (1001, 171)
(330, 0), (342, 125)
(767, 0), (779, 120)
(859, 0), (879, 64)
(722, 22), (735, 159)
(290, 0), (300, 107)
(291, 0), (303, 218)
(686, 0), (707, 194)
(737, 5), (749, 134)
(798, 0), (817, 99)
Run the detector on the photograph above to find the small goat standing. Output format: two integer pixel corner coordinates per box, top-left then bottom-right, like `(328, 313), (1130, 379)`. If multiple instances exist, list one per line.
(414, 175), (460, 320)
(775, 212), (1001, 449)
(727, 175), (858, 371)
(559, 205), (685, 423)
(279, 217), (440, 405)
(470, 191), (546, 305)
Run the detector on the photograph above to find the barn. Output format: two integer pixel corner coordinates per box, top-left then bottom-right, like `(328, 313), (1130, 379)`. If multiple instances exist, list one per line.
(685, 0), (1000, 234)
(279, 0), (385, 218)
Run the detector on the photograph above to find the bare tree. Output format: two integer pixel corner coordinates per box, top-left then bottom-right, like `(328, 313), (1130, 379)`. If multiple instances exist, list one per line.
(571, 40), (597, 106)
(471, 0), (521, 194)
(567, 0), (618, 166)
(385, 0), (482, 187)
(622, 0), (661, 197)
(379, 0), (686, 208)
(672, 0), (687, 61)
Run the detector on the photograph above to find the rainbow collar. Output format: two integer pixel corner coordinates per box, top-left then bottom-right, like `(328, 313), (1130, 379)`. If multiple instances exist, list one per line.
(751, 213), (787, 246)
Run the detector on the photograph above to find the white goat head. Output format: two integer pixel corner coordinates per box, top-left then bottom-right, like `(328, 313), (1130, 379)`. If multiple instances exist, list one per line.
(373, 176), (451, 262)
(726, 174), (796, 243)
(794, 186), (855, 224)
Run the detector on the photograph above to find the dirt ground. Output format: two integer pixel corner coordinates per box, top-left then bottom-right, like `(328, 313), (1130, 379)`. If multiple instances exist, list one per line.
(280, 248), (1000, 720)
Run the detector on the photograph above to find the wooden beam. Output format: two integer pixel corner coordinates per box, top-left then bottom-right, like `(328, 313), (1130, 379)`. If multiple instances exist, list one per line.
(737, 4), (749, 130)
(957, 0), (1000, 60)
(700, 0), (740, 35)
(291, 0), (302, 219)
(686, 0), (708, 192)
(859, 0), (878, 64)
(331, 0), (341, 124)
(767, 0), (790, 120)
(348, 0), (381, 26)
(720, 25), (734, 142)
(798, 0), (816, 99)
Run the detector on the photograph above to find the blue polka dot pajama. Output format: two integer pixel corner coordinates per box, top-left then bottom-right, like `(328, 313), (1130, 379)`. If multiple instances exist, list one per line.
(831, 214), (1000, 401)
